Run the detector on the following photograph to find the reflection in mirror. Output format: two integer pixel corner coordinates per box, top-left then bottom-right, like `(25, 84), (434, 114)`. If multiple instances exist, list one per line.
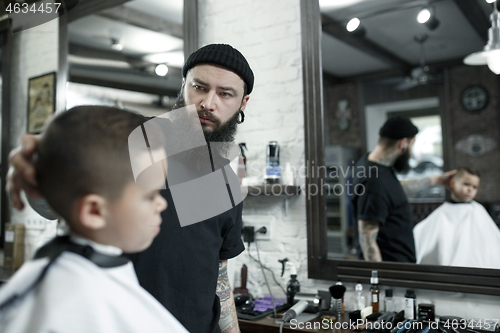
(318, 0), (500, 275)
(65, 0), (184, 116)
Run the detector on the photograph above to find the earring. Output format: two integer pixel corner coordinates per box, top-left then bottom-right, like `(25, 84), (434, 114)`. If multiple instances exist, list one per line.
(237, 110), (245, 124)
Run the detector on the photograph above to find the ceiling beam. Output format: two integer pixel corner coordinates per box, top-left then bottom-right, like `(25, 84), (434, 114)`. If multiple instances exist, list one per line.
(453, 0), (489, 43)
(98, 5), (183, 39)
(331, 57), (466, 84)
(69, 72), (179, 96)
(69, 42), (182, 76)
(321, 14), (412, 70)
(68, 0), (132, 22)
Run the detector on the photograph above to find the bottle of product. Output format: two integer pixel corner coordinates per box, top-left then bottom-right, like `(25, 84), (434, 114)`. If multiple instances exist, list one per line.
(335, 280), (344, 314)
(265, 141), (280, 184)
(354, 281), (365, 311)
(404, 289), (417, 319)
(384, 289), (395, 312)
(417, 303), (435, 322)
(286, 263), (300, 305)
(370, 270), (380, 312)
(237, 143), (247, 183)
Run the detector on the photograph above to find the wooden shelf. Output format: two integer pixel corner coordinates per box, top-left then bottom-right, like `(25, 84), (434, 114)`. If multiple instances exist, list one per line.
(246, 184), (301, 196)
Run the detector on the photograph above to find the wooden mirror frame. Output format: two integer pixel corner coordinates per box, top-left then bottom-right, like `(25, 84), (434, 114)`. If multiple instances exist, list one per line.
(301, 0), (500, 296)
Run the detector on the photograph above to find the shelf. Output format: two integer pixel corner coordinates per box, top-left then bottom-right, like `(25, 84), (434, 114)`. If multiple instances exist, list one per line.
(246, 184), (301, 196)
(244, 185), (301, 216)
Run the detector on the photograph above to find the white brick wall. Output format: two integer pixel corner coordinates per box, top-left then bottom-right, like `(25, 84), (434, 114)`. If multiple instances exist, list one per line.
(198, 0), (500, 317)
(9, 19), (59, 260)
(199, 0), (322, 298)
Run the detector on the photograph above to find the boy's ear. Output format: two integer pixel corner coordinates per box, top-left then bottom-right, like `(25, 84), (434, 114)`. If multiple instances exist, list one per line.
(78, 194), (108, 230)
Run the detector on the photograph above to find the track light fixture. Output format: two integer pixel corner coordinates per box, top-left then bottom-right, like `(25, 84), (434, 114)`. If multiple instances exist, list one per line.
(464, 3), (500, 74)
(111, 38), (123, 51)
(346, 17), (366, 37)
(417, 6), (440, 30)
(155, 64), (169, 76)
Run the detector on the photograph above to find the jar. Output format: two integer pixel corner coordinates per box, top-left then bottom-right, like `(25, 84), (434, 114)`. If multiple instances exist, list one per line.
(418, 303), (435, 321)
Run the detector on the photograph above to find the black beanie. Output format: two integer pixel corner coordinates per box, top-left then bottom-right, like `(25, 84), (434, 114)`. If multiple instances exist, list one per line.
(379, 116), (419, 139)
(182, 44), (254, 94)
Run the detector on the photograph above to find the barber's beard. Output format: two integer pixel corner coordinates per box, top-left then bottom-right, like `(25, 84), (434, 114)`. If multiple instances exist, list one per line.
(393, 149), (411, 174)
(172, 91), (240, 164)
(172, 92), (239, 143)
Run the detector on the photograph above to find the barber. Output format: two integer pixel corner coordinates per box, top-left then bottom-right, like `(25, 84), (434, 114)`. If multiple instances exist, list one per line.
(352, 116), (455, 262)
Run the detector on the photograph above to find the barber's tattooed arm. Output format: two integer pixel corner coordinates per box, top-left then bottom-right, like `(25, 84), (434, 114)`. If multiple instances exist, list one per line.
(400, 177), (433, 196)
(358, 220), (382, 262)
(400, 170), (457, 196)
(217, 260), (240, 333)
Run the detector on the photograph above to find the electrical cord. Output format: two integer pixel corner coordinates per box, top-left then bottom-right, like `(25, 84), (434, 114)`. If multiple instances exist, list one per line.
(280, 320), (285, 333)
(246, 243), (287, 295)
(250, 240), (278, 319)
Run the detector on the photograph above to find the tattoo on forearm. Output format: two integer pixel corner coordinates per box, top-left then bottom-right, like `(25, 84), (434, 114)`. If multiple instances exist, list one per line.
(400, 178), (432, 196)
(359, 220), (382, 262)
(216, 261), (239, 333)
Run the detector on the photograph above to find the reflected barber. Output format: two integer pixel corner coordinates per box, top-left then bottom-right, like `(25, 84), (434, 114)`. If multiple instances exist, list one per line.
(351, 116), (455, 262)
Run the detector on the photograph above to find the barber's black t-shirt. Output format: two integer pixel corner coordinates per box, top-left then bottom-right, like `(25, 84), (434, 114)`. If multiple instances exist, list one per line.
(128, 188), (244, 333)
(352, 154), (416, 263)
(130, 189), (244, 333)
(127, 115), (245, 333)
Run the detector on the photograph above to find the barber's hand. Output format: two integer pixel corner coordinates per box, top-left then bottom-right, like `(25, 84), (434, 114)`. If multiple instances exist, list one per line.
(434, 169), (457, 189)
(6, 134), (41, 210)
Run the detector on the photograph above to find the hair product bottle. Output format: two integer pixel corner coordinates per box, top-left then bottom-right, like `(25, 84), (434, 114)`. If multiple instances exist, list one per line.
(354, 282), (365, 311)
(370, 270), (380, 312)
(286, 263), (300, 305)
(384, 289), (395, 312)
(404, 289), (417, 319)
(265, 141), (280, 184)
(335, 280), (344, 314)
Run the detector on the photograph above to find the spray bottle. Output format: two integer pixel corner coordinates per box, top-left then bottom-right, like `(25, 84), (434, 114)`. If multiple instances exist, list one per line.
(285, 262), (300, 305)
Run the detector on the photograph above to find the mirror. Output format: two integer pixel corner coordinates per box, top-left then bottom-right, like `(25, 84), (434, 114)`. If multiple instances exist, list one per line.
(65, 0), (186, 116)
(306, 0), (500, 295)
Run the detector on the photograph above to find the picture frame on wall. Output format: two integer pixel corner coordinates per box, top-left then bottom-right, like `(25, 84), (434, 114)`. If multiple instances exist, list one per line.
(27, 72), (56, 134)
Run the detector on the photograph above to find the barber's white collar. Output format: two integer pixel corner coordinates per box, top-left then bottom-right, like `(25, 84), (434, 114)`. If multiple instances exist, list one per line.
(69, 232), (123, 256)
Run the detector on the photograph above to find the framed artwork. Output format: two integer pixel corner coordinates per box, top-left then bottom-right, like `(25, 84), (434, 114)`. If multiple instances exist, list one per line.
(27, 72), (56, 134)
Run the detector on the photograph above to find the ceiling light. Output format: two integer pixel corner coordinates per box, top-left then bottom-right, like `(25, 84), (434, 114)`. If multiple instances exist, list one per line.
(417, 7), (440, 30)
(346, 18), (360, 32)
(417, 9), (431, 23)
(346, 17), (366, 37)
(464, 5), (500, 74)
(155, 64), (169, 76)
(111, 39), (123, 51)
(486, 0), (496, 4)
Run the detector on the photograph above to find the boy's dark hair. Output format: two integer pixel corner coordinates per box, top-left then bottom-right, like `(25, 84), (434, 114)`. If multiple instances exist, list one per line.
(455, 166), (481, 179)
(35, 106), (148, 223)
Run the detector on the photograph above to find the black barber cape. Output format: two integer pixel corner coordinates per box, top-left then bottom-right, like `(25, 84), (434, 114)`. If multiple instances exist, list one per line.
(127, 187), (244, 333)
(351, 154), (416, 263)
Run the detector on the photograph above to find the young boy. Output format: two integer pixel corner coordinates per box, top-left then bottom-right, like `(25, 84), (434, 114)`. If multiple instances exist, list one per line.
(413, 167), (500, 269)
(0, 106), (187, 333)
